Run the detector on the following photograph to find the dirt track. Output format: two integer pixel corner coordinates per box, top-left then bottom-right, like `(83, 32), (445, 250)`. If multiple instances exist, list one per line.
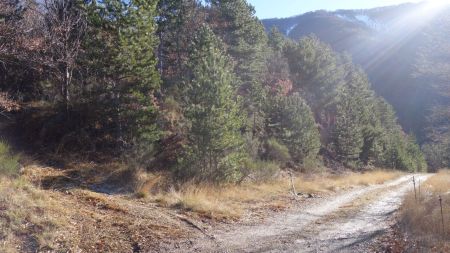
(173, 174), (430, 253)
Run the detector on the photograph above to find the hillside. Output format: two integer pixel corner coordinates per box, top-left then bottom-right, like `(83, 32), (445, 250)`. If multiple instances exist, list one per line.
(262, 2), (450, 145)
(1, 0), (449, 251)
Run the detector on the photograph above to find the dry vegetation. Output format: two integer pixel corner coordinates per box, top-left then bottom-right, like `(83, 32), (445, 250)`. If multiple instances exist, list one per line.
(148, 170), (403, 220)
(1, 165), (192, 252)
(0, 137), (404, 252)
(0, 177), (61, 253)
(0, 153), (404, 252)
(399, 170), (450, 251)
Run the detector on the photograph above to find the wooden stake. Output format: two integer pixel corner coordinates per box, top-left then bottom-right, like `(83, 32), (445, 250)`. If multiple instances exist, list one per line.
(418, 179), (421, 201)
(440, 195), (445, 236)
(289, 172), (297, 198)
(413, 176), (417, 202)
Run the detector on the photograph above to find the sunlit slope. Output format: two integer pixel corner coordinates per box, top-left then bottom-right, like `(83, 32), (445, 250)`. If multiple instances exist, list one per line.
(262, 2), (450, 142)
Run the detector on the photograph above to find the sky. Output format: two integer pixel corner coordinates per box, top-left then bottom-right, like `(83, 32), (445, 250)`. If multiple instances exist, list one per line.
(247, 0), (423, 19)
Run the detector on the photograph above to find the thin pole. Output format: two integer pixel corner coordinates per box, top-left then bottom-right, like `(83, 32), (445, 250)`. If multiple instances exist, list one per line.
(439, 195), (445, 236)
(418, 179), (421, 201)
(413, 176), (417, 202)
(289, 172), (297, 198)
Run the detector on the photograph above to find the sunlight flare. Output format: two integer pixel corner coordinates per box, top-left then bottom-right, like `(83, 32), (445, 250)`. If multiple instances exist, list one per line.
(420, 0), (450, 17)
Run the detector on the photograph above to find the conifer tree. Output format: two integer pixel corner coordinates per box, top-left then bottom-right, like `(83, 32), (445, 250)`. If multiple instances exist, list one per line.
(285, 36), (344, 112)
(207, 0), (268, 89)
(85, 0), (161, 145)
(265, 27), (292, 96)
(207, 0), (269, 141)
(119, 0), (161, 144)
(157, 0), (202, 89)
(266, 93), (320, 165)
(178, 25), (245, 182)
(333, 87), (364, 164)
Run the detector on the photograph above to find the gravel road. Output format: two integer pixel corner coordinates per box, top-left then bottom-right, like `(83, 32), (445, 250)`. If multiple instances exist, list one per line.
(172, 174), (431, 253)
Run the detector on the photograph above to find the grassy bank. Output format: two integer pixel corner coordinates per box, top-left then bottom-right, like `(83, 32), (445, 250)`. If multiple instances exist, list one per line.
(399, 170), (450, 251)
(0, 177), (61, 253)
(147, 170), (403, 220)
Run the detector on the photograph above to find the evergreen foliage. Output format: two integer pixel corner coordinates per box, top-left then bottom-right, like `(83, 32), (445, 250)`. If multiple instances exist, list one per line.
(264, 138), (291, 163)
(85, 0), (161, 145)
(208, 0), (269, 146)
(177, 26), (245, 182)
(266, 93), (320, 166)
(285, 36), (344, 112)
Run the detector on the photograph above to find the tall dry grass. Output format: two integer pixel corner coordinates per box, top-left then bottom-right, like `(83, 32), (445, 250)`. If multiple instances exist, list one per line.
(399, 170), (450, 250)
(294, 170), (403, 193)
(144, 170), (402, 220)
(0, 177), (61, 252)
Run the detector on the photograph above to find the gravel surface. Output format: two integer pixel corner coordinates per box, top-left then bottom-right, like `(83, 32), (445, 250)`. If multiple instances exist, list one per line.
(171, 174), (431, 253)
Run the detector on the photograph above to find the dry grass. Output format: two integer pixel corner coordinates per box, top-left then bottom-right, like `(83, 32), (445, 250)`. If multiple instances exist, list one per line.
(295, 170), (404, 193)
(153, 182), (288, 220)
(0, 177), (61, 253)
(75, 190), (129, 213)
(0, 162), (403, 251)
(399, 170), (450, 250)
(149, 170), (402, 220)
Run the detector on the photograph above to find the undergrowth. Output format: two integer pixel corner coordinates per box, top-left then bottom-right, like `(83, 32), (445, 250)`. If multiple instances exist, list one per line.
(399, 170), (450, 251)
(0, 140), (20, 177)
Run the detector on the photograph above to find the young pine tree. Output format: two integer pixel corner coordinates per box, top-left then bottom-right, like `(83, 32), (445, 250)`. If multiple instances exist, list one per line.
(333, 86), (364, 165)
(266, 93), (320, 166)
(207, 0), (269, 144)
(85, 0), (161, 147)
(178, 26), (245, 182)
(156, 0), (203, 89)
(119, 0), (161, 144)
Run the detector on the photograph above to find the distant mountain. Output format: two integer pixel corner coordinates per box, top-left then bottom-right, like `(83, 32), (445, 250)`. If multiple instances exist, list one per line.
(262, 2), (450, 142)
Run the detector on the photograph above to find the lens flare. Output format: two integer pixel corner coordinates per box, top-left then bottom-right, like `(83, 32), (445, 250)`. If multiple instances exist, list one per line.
(422, 0), (450, 15)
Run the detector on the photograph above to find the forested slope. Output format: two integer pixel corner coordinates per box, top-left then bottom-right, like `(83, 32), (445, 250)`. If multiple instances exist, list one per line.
(263, 2), (450, 170)
(1, 0), (428, 186)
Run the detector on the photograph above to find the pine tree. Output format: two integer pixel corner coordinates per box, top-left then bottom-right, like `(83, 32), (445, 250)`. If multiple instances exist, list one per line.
(265, 27), (292, 96)
(207, 0), (268, 89)
(178, 25), (245, 182)
(85, 0), (161, 145)
(207, 0), (269, 142)
(268, 27), (286, 53)
(266, 93), (320, 165)
(285, 36), (344, 112)
(119, 0), (161, 144)
(333, 88), (364, 164)
(157, 0), (203, 90)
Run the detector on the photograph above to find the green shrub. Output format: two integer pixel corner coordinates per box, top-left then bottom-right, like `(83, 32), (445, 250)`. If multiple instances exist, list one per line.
(265, 138), (291, 163)
(241, 158), (280, 182)
(380, 132), (427, 172)
(0, 141), (20, 177)
(302, 156), (321, 172)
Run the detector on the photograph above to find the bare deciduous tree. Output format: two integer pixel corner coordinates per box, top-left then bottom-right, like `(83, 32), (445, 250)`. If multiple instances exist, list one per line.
(0, 0), (44, 63)
(43, 0), (86, 106)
